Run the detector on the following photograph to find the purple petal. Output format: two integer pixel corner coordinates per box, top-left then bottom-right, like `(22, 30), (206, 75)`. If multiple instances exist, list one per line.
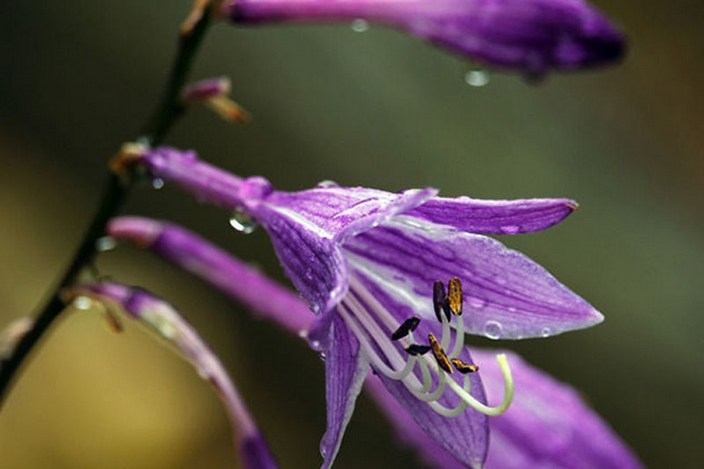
(473, 349), (642, 469)
(364, 376), (465, 469)
(253, 187), (434, 320)
(408, 197), (578, 235)
(344, 219), (602, 339)
(320, 316), (370, 468)
(222, 0), (624, 74)
(374, 343), (489, 468)
(108, 216), (313, 335)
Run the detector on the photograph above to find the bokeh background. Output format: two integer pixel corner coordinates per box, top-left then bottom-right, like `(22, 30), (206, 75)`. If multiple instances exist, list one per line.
(1, 1), (702, 467)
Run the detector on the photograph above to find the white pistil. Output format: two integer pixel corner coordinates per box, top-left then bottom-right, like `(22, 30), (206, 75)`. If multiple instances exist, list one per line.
(341, 275), (515, 418)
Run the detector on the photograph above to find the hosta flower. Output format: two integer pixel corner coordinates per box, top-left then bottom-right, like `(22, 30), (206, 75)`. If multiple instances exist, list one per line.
(116, 145), (605, 467)
(220, 0), (625, 75)
(107, 214), (639, 468)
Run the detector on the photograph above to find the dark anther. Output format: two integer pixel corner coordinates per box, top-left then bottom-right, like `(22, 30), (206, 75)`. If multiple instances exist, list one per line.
(405, 344), (431, 356)
(450, 358), (478, 374)
(447, 277), (463, 315)
(428, 333), (452, 373)
(391, 317), (421, 341)
(433, 281), (451, 322)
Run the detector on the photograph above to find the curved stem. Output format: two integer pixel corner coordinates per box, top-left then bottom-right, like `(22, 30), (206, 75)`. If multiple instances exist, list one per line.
(0, 7), (214, 407)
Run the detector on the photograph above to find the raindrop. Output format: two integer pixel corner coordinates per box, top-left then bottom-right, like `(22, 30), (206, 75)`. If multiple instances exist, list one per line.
(151, 178), (165, 190)
(350, 19), (369, 33)
(96, 236), (117, 252)
(541, 327), (552, 338)
(500, 225), (520, 235)
(73, 296), (93, 311)
(316, 180), (339, 188)
(309, 340), (323, 351)
(464, 69), (490, 87)
(483, 320), (503, 340)
(229, 210), (257, 234)
(467, 296), (487, 309)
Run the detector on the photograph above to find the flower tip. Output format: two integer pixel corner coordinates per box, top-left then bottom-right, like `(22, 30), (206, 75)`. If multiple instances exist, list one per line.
(239, 433), (278, 469)
(108, 216), (164, 248)
(565, 200), (580, 212)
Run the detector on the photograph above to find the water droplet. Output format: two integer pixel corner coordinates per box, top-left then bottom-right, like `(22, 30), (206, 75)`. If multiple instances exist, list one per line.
(351, 19), (369, 33)
(507, 306), (517, 313)
(298, 329), (308, 340)
(316, 180), (339, 188)
(151, 178), (165, 190)
(483, 320), (503, 340)
(467, 296), (487, 309)
(96, 236), (117, 252)
(310, 340), (323, 351)
(229, 210), (257, 234)
(464, 69), (490, 87)
(319, 352), (326, 362)
(73, 296), (93, 311)
(500, 225), (520, 235)
(541, 327), (552, 337)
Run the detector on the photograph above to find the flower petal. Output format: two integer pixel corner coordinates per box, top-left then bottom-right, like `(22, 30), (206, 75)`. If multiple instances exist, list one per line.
(320, 316), (370, 468)
(345, 219), (602, 339)
(408, 197), (577, 235)
(473, 349), (642, 469)
(253, 187), (434, 323)
(374, 344), (489, 469)
(364, 376), (465, 469)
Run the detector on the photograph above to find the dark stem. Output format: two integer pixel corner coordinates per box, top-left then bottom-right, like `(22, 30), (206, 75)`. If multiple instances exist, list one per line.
(0, 8), (213, 406)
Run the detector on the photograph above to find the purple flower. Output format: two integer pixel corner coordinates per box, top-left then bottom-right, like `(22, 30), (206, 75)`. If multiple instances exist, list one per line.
(125, 146), (605, 467)
(365, 349), (642, 468)
(68, 282), (277, 469)
(107, 215), (639, 468)
(220, 0), (624, 75)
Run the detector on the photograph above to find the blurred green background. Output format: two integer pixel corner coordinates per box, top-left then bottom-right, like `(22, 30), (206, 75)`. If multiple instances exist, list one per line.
(1, 1), (702, 467)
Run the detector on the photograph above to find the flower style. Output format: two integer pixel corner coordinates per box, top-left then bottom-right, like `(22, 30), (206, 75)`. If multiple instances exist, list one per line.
(118, 145), (605, 467)
(221, 0), (625, 76)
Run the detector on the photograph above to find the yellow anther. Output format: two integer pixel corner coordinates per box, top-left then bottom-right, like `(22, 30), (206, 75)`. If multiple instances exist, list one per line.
(447, 277), (463, 315)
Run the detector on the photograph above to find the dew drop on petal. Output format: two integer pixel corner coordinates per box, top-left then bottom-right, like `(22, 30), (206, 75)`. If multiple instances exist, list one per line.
(484, 320), (503, 340)
(310, 340), (323, 351)
(541, 327), (552, 337)
(151, 178), (165, 190)
(464, 69), (490, 87)
(316, 180), (339, 188)
(229, 210), (257, 234)
(73, 296), (93, 311)
(351, 19), (369, 33)
(96, 236), (117, 252)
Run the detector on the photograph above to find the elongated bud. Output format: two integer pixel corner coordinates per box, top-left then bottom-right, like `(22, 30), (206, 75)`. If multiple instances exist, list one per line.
(221, 0), (625, 76)
(72, 282), (278, 469)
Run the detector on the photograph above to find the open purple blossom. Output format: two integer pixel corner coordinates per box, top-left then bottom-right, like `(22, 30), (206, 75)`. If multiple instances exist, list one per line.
(66, 282), (277, 469)
(107, 215), (639, 468)
(220, 0), (625, 76)
(118, 145), (606, 467)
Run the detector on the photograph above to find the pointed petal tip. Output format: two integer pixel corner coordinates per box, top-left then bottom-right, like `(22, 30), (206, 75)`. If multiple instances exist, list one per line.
(566, 200), (580, 212)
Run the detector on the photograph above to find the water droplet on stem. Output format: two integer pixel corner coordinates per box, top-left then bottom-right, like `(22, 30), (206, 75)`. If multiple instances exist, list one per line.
(229, 210), (257, 234)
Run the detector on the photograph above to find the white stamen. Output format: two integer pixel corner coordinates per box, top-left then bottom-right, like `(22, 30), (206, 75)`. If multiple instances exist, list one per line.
(341, 275), (515, 418)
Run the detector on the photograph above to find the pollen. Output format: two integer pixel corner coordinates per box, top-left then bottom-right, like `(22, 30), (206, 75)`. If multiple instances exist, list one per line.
(447, 277), (463, 315)
(433, 281), (451, 322)
(391, 316), (421, 340)
(428, 332), (452, 373)
(450, 358), (478, 374)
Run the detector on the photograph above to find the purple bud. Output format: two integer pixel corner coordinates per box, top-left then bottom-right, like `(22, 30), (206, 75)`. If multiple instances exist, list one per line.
(221, 0), (625, 75)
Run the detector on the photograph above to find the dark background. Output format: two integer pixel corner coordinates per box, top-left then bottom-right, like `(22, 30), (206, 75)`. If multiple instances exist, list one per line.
(1, 1), (702, 467)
